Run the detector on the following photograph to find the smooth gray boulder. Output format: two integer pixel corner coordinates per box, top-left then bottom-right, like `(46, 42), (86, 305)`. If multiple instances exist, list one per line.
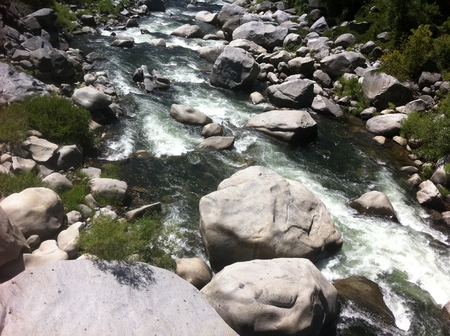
(57, 222), (84, 259)
(418, 72), (442, 90)
(0, 260), (238, 335)
(266, 79), (315, 108)
(199, 166), (343, 270)
(198, 136), (235, 150)
(365, 113), (407, 137)
(334, 33), (356, 48)
(11, 157), (36, 173)
(416, 180), (446, 211)
(246, 110), (317, 144)
(217, 3), (247, 27)
(232, 21), (288, 49)
(176, 258), (212, 290)
(229, 39), (267, 57)
(170, 104), (213, 126)
(0, 187), (64, 238)
(0, 62), (47, 105)
(22, 137), (58, 163)
(320, 52), (367, 78)
(55, 145), (83, 170)
(90, 178), (128, 203)
(198, 45), (226, 63)
(201, 258), (339, 335)
(288, 56), (315, 77)
(404, 99), (428, 114)
(249, 91), (266, 105)
(210, 46), (260, 90)
(111, 35), (135, 48)
(171, 24), (205, 38)
(362, 71), (415, 110)
(72, 87), (112, 112)
(195, 11), (218, 25)
(124, 202), (162, 222)
(349, 191), (398, 221)
(313, 69), (332, 88)
(310, 16), (329, 35)
(311, 95), (343, 117)
(202, 123), (223, 138)
(0, 207), (28, 267)
(42, 172), (73, 191)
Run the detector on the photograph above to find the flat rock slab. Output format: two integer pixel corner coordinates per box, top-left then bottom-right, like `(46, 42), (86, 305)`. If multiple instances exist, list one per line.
(246, 109), (317, 144)
(201, 258), (339, 336)
(199, 166), (343, 271)
(0, 260), (238, 336)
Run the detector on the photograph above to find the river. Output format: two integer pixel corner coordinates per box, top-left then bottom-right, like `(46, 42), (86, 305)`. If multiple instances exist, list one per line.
(71, 0), (450, 334)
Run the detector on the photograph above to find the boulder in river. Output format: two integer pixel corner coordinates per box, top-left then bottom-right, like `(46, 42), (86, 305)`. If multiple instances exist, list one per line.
(0, 260), (238, 335)
(199, 166), (343, 271)
(246, 109), (317, 144)
(349, 190), (398, 221)
(210, 46), (260, 91)
(198, 136), (235, 151)
(170, 104), (213, 126)
(171, 24), (205, 39)
(201, 258), (339, 335)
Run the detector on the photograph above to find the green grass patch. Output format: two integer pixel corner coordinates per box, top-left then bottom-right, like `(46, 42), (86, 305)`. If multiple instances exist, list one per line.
(0, 171), (45, 197)
(58, 171), (90, 212)
(77, 213), (178, 270)
(100, 163), (121, 179)
(0, 104), (28, 145)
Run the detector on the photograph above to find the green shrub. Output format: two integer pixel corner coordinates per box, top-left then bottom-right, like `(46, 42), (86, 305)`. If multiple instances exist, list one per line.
(421, 165), (434, 179)
(437, 185), (450, 197)
(97, 0), (118, 14)
(0, 171), (45, 197)
(18, 95), (94, 153)
(77, 213), (177, 270)
(101, 163), (120, 179)
(54, 2), (77, 33)
(0, 104), (28, 145)
(335, 76), (370, 115)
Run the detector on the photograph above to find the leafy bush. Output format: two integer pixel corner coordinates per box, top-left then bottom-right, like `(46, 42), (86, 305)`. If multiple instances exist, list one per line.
(77, 213), (177, 270)
(54, 2), (77, 32)
(0, 171), (45, 197)
(97, 0), (118, 14)
(335, 76), (370, 115)
(15, 95), (94, 153)
(0, 104), (28, 145)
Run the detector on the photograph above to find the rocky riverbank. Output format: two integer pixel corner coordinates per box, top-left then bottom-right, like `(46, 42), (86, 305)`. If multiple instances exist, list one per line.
(1, 0), (450, 334)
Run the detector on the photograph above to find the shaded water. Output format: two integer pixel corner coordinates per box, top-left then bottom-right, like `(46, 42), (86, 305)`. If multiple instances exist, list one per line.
(72, 1), (450, 334)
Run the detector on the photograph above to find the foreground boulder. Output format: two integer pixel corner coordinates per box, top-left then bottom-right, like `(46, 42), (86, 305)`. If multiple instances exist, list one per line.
(198, 136), (235, 150)
(245, 110), (317, 144)
(0, 260), (237, 335)
(210, 46), (260, 90)
(201, 258), (339, 335)
(199, 166), (343, 270)
(349, 190), (398, 221)
(266, 79), (315, 108)
(362, 71), (415, 110)
(0, 188), (64, 238)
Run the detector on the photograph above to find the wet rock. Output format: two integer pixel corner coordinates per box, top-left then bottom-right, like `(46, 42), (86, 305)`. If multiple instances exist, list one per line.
(198, 136), (235, 150)
(199, 166), (343, 270)
(171, 24), (205, 38)
(176, 258), (212, 290)
(333, 275), (396, 327)
(201, 258), (339, 335)
(202, 123), (223, 138)
(170, 104), (212, 126)
(349, 190), (398, 221)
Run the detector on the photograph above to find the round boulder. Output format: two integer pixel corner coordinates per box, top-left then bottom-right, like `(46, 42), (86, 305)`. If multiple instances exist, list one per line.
(176, 258), (213, 290)
(199, 166), (343, 271)
(201, 258), (339, 335)
(0, 207), (28, 267)
(170, 104), (212, 126)
(0, 187), (64, 238)
(365, 113), (407, 137)
(72, 87), (112, 112)
(349, 190), (398, 221)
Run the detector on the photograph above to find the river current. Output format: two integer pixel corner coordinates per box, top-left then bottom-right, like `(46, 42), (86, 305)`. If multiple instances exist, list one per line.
(71, 0), (450, 334)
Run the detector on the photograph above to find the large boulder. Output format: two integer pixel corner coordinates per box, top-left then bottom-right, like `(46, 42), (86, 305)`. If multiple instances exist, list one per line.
(362, 71), (415, 110)
(0, 188), (64, 239)
(197, 45), (226, 63)
(201, 258), (339, 335)
(349, 191), (398, 221)
(311, 95), (343, 118)
(416, 180), (446, 211)
(0, 260), (238, 335)
(72, 87), (112, 112)
(171, 24), (205, 38)
(266, 79), (315, 108)
(170, 104), (212, 126)
(176, 257), (212, 290)
(309, 16), (329, 35)
(210, 46), (260, 91)
(0, 61), (47, 105)
(320, 52), (367, 79)
(198, 136), (235, 151)
(0, 207), (28, 267)
(195, 11), (218, 25)
(232, 21), (288, 50)
(217, 3), (247, 27)
(199, 166), (343, 271)
(365, 113), (407, 137)
(22, 137), (58, 163)
(246, 110), (317, 144)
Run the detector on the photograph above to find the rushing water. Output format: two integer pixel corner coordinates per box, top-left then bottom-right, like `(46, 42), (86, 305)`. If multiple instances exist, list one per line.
(72, 1), (450, 334)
